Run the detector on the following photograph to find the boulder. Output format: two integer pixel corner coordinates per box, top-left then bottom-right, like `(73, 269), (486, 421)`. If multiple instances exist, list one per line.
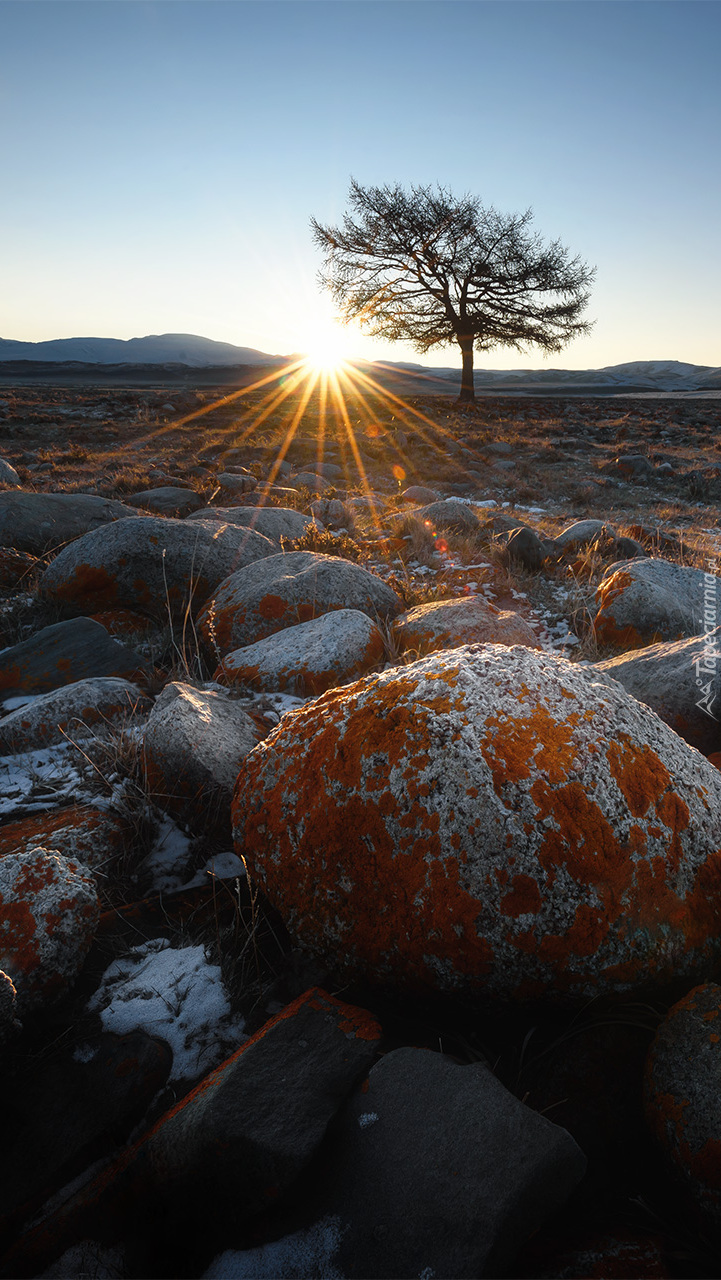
(309, 497), (352, 530)
(40, 516), (278, 621)
(217, 609), (385, 696)
(507, 525), (558, 569)
(400, 485), (440, 505)
(392, 597), (540, 655)
(0, 971), (19, 1043)
(198, 551), (403, 658)
(0, 617), (152, 701)
(0, 805), (131, 873)
(2, 990), (381, 1277)
(0, 848), (99, 1012)
(292, 472), (333, 494)
(214, 473), (258, 500)
(301, 1047), (586, 1279)
(187, 505), (312, 542)
(233, 645), (721, 1005)
(0, 677), (151, 754)
(0, 491), (139, 555)
(644, 983), (721, 1229)
(594, 557), (714, 649)
(554, 519), (617, 551)
(142, 682), (261, 829)
(596, 631), (721, 753)
(395, 499), (482, 534)
(126, 486), (204, 517)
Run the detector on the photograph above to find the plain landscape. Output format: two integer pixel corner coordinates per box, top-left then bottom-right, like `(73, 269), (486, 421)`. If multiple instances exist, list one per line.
(2, 352), (721, 1278)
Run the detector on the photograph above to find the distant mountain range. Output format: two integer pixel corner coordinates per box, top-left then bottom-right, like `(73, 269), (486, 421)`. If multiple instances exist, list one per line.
(1, 333), (719, 392)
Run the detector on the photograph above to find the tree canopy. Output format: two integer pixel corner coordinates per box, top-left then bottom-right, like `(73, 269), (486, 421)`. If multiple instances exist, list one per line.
(311, 180), (595, 401)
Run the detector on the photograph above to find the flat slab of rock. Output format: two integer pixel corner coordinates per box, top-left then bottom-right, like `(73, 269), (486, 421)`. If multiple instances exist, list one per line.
(0, 848), (99, 1012)
(217, 609), (385, 696)
(392, 596), (540, 655)
(0, 617), (152, 701)
(594, 557), (715, 649)
(0, 676), (151, 754)
(126, 486), (204, 517)
(199, 551), (403, 658)
(596, 631), (721, 753)
(40, 516), (278, 621)
(304, 1046), (586, 1279)
(187, 505), (312, 542)
(0, 491), (139, 555)
(233, 644), (721, 1005)
(143, 681), (261, 830)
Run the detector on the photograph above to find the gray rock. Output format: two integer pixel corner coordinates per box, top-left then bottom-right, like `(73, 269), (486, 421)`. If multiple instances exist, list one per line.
(0, 617), (152, 700)
(394, 499), (481, 534)
(40, 516), (278, 621)
(310, 1047), (586, 1279)
(506, 525), (558, 569)
(199, 551), (403, 658)
(0, 458), (20, 487)
(218, 609), (385, 696)
(596, 630), (721, 752)
(126, 486), (204, 517)
(0, 676), (151, 754)
(0, 971), (19, 1044)
(143, 682), (261, 831)
(554, 519), (617, 551)
(186, 505), (312, 542)
(215, 473), (258, 498)
(0, 492), (139, 555)
(310, 498), (352, 531)
(293, 472), (334, 494)
(400, 485), (439, 505)
(594, 557), (717, 649)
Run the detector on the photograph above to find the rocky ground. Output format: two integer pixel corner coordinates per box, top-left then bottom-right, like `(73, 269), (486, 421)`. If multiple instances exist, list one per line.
(1, 376), (721, 1278)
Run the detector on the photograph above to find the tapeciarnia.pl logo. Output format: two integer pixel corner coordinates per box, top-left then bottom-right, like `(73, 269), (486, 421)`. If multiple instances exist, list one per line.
(695, 565), (720, 720)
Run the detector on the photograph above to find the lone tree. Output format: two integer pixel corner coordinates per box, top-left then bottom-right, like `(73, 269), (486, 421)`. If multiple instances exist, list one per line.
(311, 180), (595, 402)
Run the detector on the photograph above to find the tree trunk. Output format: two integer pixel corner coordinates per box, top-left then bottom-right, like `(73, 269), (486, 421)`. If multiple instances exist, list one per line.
(457, 336), (475, 402)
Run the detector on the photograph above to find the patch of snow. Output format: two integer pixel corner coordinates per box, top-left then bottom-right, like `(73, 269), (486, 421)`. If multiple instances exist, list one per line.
(87, 938), (246, 1082)
(0, 741), (92, 819)
(40, 1240), (126, 1279)
(181, 851), (246, 891)
(203, 1215), (346, 1279)
(1, 694), (39, 712)
(358, 1112), (379, 1128)
(140, 814), (194, 893)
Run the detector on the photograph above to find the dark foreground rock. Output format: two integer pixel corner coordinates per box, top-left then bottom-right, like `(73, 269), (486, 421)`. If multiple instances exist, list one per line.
(0, 617), (152, 700)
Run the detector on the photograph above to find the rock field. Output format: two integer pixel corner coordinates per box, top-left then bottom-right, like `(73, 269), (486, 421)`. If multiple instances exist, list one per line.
(1, 378), (721, 1277)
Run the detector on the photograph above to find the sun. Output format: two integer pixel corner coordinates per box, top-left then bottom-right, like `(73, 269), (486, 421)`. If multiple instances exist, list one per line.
(302, 321), (353, 373)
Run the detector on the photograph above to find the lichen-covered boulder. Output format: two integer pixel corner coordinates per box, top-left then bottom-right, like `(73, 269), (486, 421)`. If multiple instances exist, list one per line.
(594, 558), (714, 650)
(187, 505), (312, 542)
(392, 596), (540, 655)
(40, 516), (278, 620)
(233, 645), (721, 1005)
(143, 682), (261, 829)
(596, 631), (721, 753)
(644, 983), (721, 1230)
(198, 551), (403, 658)
(0, 677), (151, 754)
(0, 491), (139, 554)
(0, 849), (99, 1012)
(217, 609), (385, 696)
(0, 805), (131, 873)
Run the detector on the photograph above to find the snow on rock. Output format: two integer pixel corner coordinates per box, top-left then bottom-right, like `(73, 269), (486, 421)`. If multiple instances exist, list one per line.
(87, 938), (247, 1082)
(0, 848), (99, 1012)
(203, 1216), (346, 1279)
(216, 609), (385, 696)
(233, 644), (721, 1005)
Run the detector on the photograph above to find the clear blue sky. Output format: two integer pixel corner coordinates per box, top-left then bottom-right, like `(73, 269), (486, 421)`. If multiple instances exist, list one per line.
(2, 0), (720, 369)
